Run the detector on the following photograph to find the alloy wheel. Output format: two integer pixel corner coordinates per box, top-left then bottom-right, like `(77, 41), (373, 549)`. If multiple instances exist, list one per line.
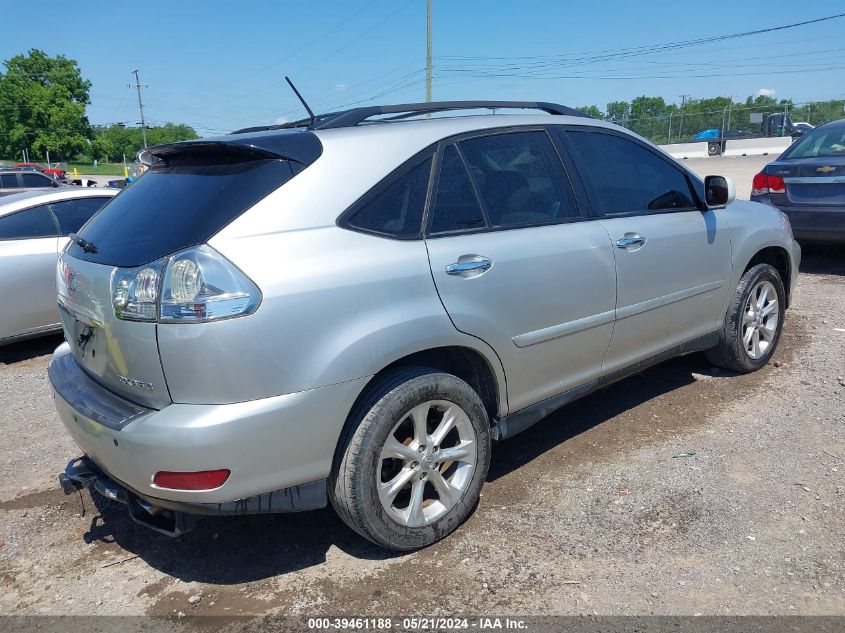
(742, 279), (779, 359)
(377, 400), (477, 528)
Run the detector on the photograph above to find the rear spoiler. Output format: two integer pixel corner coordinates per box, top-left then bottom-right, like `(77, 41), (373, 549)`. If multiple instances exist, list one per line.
(140, 129), (323, 167)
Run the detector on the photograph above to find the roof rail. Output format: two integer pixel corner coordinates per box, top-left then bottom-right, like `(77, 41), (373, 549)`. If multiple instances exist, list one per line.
(230, 100), (587, 135)
(312, 101), (587, 130)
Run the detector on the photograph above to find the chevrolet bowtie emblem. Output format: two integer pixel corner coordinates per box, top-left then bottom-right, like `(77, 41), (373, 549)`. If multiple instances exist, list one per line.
(816, 165), (837, 174)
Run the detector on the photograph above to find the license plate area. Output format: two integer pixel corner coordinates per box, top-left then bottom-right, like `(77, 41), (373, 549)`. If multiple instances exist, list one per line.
(58, 303), (109, 375)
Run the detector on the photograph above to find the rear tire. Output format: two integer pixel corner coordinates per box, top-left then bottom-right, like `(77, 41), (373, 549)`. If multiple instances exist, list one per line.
(705, 263), (785, 373)
(330, 367), (491, 551)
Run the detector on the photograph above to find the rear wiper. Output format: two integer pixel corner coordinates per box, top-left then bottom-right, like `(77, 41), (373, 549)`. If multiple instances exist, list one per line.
(69, 233), (98, 254)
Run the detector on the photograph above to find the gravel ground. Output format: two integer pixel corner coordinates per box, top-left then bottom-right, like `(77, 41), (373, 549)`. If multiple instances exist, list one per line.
(0, 157), (843, 625)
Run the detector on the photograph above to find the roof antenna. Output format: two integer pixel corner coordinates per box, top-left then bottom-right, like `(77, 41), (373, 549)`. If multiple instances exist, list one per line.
(285, 76), (316, 126)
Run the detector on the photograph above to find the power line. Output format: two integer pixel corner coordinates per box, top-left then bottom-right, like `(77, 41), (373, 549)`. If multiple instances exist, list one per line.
(436, 12), (845, 67)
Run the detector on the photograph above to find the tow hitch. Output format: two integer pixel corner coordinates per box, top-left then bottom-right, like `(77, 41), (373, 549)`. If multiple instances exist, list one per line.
(58, 456), (195, 537)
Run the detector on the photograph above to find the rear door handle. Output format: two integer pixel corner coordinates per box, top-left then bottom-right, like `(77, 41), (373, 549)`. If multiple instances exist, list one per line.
(616, 234), (647, 250)
(445, 256), (493, 277)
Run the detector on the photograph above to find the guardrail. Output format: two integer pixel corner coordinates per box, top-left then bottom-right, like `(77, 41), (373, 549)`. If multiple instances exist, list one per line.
(659, 136), (794, 159)
(660, 142), (710, 160)
(722, 137), (793, 157)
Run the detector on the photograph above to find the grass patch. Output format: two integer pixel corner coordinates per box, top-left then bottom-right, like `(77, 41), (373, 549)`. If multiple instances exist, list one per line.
(65, 162), (130, 176)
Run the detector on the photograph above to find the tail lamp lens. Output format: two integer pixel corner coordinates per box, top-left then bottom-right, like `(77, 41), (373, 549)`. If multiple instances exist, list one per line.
(111, 245), (261, 323)
(751, 173), (786, 196)
(111, 265), (161, 321)
(159, 246), (261, 322)
(153, 469), (230, 491)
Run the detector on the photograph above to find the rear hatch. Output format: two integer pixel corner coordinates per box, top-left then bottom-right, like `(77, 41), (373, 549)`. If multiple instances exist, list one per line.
(57, 129), (322, 409)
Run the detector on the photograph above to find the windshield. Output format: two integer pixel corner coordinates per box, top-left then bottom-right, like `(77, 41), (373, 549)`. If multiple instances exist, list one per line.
(782, 126), (845, 159)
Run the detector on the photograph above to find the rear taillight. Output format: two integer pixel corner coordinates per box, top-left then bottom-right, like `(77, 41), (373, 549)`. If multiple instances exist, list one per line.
(751, 173), (786, 196)
(153, 469), (230, 490)
(111, 245), (261, 323)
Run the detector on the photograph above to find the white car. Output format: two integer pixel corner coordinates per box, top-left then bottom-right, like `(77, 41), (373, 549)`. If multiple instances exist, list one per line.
(0, 188), (118, 345)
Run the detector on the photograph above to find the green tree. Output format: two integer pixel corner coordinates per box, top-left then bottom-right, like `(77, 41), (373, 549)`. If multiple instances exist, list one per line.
(0, 49), (91, 160)
(91, 123), (199, 162)
(577, 105), (604, 119)
(606, 101), (630, 123)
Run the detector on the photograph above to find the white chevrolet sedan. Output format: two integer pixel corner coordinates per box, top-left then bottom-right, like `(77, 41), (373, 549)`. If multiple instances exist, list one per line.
(0, 188), (118, 345)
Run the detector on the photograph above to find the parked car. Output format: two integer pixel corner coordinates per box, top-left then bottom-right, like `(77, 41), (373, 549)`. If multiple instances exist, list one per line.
(0, 170), (66, 196)
(12, 162), (66, 181)
(751, 118), (845, 244)
(793, 122), (815, 136)
(52, 101), (799, 550)
(0, 188), (118, 345)
(67, 178), (98, 188)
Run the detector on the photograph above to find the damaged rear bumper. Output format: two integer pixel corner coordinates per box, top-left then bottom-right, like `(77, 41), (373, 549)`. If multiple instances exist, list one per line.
(59, 455), (327, 537)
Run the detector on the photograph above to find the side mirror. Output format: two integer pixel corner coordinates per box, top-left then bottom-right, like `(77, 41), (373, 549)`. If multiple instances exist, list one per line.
(704, 175), (735, 208)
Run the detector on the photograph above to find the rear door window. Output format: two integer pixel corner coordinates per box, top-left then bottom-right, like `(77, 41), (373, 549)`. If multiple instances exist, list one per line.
(428, 145), (487, 234)
(0, 204), (59, 239)
(345, 155), (432, 238)
(21, 173), (52, 187)
(49, 197), (111, 235)
(458, 131), (580, 227)
(567, 130), (696, 215)
(0, 174), (19, 188)
(67, 156), (296, 267)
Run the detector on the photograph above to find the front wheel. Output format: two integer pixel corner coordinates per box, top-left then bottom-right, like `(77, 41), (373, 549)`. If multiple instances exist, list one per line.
(705, 263), (785, 372)
(330, 368), (491, 551)
(708, 141), (722, 156)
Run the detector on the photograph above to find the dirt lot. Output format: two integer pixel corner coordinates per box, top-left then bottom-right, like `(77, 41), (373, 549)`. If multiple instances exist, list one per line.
(0, 157), (843, 625)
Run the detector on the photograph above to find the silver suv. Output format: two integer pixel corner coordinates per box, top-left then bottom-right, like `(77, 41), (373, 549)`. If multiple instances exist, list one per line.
(51, 101), (799, 550)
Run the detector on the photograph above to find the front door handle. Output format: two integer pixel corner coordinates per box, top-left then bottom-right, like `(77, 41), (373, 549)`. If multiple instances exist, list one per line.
(616, 233), (647, 250)
(445, 256), (493, 277)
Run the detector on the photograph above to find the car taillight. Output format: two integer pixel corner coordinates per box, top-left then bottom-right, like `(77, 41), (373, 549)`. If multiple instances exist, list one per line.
(111, 245), (261, 323)
(751, 173), (786, 196)
(153, 469), (230, 490)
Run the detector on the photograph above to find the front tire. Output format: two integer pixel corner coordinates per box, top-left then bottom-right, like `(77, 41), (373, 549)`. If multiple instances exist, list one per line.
(705, 263), (785, 372)
(330, 368), (491, 551)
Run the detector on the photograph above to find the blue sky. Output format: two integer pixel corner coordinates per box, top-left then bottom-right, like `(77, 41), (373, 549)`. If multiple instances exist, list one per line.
(2, 1), (843, 135)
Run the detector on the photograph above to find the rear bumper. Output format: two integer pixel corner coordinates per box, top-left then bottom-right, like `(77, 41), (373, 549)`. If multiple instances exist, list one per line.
(49, 342), (369, 511)
(753, 196), (845, 243)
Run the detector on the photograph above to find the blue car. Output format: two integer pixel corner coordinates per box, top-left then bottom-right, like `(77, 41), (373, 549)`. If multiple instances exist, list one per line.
(693, 128), (720, 141)
(751, 119), (845, 244)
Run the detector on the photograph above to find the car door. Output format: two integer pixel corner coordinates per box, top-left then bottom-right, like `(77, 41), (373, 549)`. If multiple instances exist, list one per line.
(425, 129), (617, 413)
(0, 203), (61, 340)
(561, 127), (732, 376)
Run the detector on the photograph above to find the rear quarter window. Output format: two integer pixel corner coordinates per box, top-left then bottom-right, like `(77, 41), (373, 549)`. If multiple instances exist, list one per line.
(343, 155), (432, 238)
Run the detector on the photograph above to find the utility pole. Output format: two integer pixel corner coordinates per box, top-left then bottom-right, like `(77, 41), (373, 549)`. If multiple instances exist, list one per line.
(128, 69), (149, 148)
(678, 94), (690, 139)
(426, 0), (432, 104)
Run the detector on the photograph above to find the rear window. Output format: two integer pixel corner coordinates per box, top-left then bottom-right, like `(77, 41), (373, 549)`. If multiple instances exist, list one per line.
(782, 126), (845, 159)
(68, 156), (295, 267)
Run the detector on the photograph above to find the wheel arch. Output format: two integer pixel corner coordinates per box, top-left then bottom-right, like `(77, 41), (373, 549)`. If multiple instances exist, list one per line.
(742, 245), (792, 306)
(330, 344), (506, 476)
